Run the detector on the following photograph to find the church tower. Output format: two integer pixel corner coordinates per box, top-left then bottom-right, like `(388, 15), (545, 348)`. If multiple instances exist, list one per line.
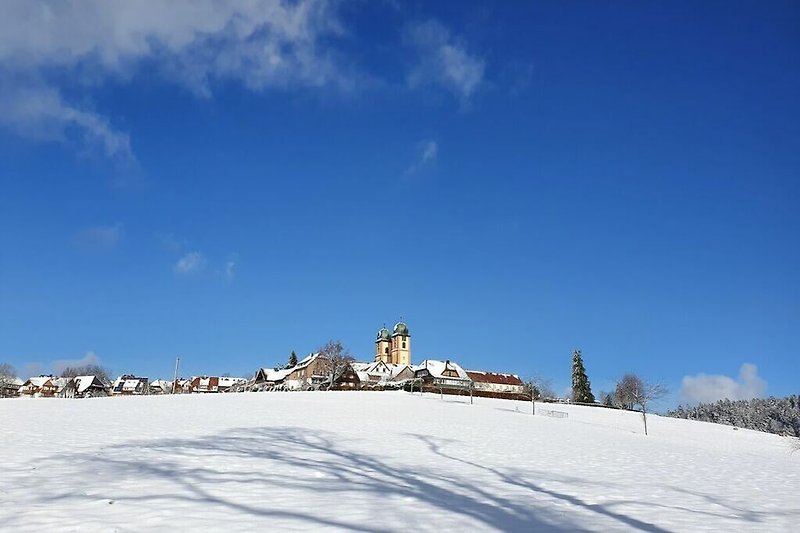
(390, 321), (411, 366)
(375, 326), (391, 363)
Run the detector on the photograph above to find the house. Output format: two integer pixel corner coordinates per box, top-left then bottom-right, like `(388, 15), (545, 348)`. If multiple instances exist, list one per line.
(188, 376), (220, 393)
(466, 370), (525, 396)
(19, 376), (58, 397)
(1, 377), (23, 398)
(112, 375), (149, 395)
(149, 379), (174, 395)
(283, 353), (330, 390)
(218, 376), (247, 392)
(415, 360), (472, 390)
(53, 377), (74, 398)
(333, 364), (363, 390)
(56, 377), (76, 398)
(187, 376), (248, 393)
(253, 367), (293, 390)
(351, 361), (415, 386)
(72, 375), (109, 397)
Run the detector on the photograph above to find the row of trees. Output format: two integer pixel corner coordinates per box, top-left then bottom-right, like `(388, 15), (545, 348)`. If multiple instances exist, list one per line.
(668, 396), (800, 437)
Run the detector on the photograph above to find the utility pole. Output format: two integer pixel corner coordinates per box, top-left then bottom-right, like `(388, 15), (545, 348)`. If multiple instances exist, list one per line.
(172, 356), (180, 394)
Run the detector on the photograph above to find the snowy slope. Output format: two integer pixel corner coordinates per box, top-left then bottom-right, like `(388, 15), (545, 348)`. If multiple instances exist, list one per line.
(1, 392), (798, 532)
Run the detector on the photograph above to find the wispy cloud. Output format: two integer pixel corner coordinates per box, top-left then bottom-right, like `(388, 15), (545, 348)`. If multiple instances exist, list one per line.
(0, 0), (353, 158)
(174, 251), (207, 274)
(224, 253), (239, 280)
(1, 84), (134, 159)
(156, 232), (188, 253)
(680, 363), (767, 405)
(51, 351), (101, 375)
(405, 139), (438, 175)
(74, 223), (122, 249)
(404, 19), (485, 103)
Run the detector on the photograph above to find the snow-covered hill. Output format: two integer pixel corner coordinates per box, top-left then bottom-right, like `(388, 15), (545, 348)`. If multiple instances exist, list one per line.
(1, 391), (798, 532)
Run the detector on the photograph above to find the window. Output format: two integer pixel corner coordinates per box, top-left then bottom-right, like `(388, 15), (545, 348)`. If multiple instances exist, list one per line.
(402, 342), (406, 349)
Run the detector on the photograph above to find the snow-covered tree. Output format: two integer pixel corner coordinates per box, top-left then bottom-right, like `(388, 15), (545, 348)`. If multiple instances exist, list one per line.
(668, 395), (800, 437)
(571, 349), (595, 404)
(286, 351), (298, 369)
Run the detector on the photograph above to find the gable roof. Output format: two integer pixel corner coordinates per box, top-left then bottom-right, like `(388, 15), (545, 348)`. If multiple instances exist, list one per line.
(466, 371), (524, 386)
(25, 376), (54, 387)
(256, 367), (293, 382)
(417, 360), (469, 380)
(74, 375), (105, 393)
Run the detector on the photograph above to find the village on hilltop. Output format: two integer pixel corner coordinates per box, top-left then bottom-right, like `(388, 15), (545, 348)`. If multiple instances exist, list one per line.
(1, 321), (529, 401)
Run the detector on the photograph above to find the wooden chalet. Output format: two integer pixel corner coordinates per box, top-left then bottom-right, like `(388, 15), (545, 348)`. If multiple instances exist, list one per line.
(20, 376), (58, 397)
(253, 367), (293, 390)
(415, 360), (472, 390)
(332, 364), (362, 390)
(1, 377), (23, 398)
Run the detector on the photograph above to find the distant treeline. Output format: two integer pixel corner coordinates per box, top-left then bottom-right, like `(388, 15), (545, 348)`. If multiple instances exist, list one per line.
(667, 396), (800, 437)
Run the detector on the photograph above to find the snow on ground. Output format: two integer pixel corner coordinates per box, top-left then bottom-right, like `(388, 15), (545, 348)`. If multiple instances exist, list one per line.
(1, 391), (798, 532)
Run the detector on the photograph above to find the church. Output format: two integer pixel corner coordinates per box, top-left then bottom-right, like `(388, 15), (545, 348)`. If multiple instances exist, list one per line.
(374, 322), (411, 366)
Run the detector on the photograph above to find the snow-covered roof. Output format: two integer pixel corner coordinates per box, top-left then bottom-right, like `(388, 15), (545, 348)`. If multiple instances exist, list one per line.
(355, 371), (371, 383)
(52, 377), (71, 391)
(417, 360), (470, 380)
(218, 377), (247, 387)
(258, 367), (293, 382)
(149, 379), (172, 389)
(293, 352), (321, 370)
(26, 376), (54, 387)
(74, 375), (103, 393)
(113, 376), (148, 392)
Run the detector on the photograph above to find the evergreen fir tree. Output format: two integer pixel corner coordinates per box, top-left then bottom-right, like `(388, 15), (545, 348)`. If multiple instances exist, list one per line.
(571, 349), (595, 403)
(286, 351), (298, 369)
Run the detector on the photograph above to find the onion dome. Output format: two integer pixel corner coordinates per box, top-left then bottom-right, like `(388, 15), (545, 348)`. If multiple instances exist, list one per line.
(376, 327), (391, 342)
(393, 321), (410, 336)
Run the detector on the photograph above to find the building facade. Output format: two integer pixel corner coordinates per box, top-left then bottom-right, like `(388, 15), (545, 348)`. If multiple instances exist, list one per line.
(374, 321), (411, 366)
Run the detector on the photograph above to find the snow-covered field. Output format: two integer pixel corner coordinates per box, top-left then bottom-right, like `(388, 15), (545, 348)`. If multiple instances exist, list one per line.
(1, 392), (798, 532)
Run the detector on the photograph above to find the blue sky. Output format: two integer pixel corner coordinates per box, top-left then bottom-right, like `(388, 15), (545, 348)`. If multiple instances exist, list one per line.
(1, 1), (798, 407)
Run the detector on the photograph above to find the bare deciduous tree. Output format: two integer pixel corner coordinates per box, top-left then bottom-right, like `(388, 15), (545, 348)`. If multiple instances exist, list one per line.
(522, 376), (556, 415)
(61, 364), (112, 385)
(0, 362), (17, 383)
(615, 373), (668, 435)
(0, 363), (18, 397)
(317, 340), (354, 390)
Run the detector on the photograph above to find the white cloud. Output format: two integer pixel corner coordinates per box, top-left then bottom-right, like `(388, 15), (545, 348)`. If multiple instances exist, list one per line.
(405, 139), (438, 175)
(174, 251), (207, 274)
(0, 0), (352, 157)
(75, 223), (122, 248)
(405, 19), (485, 102)
(51, 351), (101, 375)
(680, 363), (767, 405)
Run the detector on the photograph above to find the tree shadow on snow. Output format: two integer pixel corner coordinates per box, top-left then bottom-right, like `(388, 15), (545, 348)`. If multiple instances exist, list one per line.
(22, 426), (594, 532)
(407, 433), (800, 531)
